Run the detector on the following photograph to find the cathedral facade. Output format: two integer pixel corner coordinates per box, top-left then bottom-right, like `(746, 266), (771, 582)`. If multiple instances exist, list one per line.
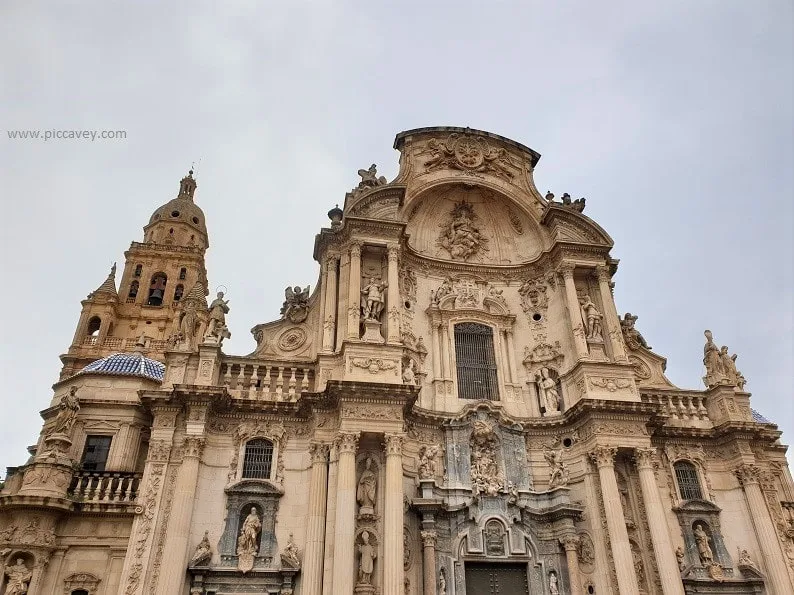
(2, 126), (794, 595)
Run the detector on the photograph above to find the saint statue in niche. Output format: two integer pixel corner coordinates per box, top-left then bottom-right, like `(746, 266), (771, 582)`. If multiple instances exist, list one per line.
(537, 367), (561, 414)
(358, 530), (377, 584)
(693, 523), (714, 565)
(237, 507), (262, 556)
(357, 457), (378, 516)
(437, 200), (489, 261)
(578, 294), (603, 340)
(361, 278), (387, 320)
(4, 559), (32, 595)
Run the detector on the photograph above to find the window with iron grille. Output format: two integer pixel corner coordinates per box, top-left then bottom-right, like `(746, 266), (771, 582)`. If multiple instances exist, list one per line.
(454, 322), (500, 400)
(242, 439), (274, 479)
(81, 435), (112, 472)
(674, 461), (703, 500)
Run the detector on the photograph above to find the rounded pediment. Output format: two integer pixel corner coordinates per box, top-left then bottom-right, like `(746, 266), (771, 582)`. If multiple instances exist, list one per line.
(404, 183), (547, 265)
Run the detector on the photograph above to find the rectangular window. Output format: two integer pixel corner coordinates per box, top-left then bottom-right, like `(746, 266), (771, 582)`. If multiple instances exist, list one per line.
(81, 435), (112, 472)
(675, 462), (703, 500)
(454, 322), (500, 400)
(242, 439), (274, 479)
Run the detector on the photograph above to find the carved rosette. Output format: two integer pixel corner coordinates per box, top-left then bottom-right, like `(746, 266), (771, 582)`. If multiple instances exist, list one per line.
(385, 434), (404, 456)
(589, 446), (618, 469)
(420, 530), (438, 548)
(335, 432), (360, 455)
(309, 442), (330, 465)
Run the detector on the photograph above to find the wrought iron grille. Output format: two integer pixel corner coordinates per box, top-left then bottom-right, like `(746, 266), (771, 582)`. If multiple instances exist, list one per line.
(242, 439), (274, 479)
(81, 435), (112, 472)
(674, 461), (703, 500)
(454, 322), (499, 400)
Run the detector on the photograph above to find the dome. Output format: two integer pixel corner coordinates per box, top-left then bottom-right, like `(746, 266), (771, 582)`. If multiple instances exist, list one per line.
(74, 352), (165, 383)
(148, 197), (207, 235)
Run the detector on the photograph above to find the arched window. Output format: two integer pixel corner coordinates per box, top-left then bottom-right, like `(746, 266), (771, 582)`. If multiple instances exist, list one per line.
(674, 461), (703, 500)
(134, 264), (142, 277)
(242, 439), (274, 479)
(173, 284), (184, 302)
(87, 316), (101, 337)
(147, 273), (168, 306)
(179, 267), (187, 280)
(454, 322), (499, 400)
(128, 280), (139, 299)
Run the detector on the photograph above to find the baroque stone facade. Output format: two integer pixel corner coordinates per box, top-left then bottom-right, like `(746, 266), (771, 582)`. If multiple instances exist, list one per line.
(2, 127), (793, 595)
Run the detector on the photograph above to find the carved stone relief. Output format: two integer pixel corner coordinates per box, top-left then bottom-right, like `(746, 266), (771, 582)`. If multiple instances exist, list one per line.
(422, 133), (515, 180)
(436, 200), (489, 261)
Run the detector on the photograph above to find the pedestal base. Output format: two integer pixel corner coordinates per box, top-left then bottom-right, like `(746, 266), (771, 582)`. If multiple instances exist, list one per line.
(361, 319), (385, 344)
(355, 583), (377, 595)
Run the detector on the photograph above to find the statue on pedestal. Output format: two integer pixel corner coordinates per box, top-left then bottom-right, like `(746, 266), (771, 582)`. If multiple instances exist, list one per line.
(189, 531), (212, 567)
(357, 530), (377, 585)
(357, 457), (378, 517)
(281, 533), (301, 568)
(544, 443), (569, 488)
(579, 294), (603, 340)
(204, 291), (231, 344)
(236, 507), (262, 573)
(537, 367), (561, 414)
(694, 523), (714, 566)
(702, 330), (727, 387)
(50, 386), (80, 437)
(281, 285), (310, 323)
(361, 278), (387, 321)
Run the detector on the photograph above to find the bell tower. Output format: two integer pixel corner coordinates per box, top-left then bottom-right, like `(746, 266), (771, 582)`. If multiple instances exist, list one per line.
(60, 170), (210, 378)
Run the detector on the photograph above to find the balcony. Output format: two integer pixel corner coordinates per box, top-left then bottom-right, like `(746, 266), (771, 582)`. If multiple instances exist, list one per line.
(69, 471), (141, 512)
(220, 359), (314, 401)
(641, 391), (712, 428)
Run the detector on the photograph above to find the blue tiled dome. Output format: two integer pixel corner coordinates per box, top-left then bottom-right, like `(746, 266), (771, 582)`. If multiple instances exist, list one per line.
(76, 352), (165, 383)
(751, 408), (771, 424)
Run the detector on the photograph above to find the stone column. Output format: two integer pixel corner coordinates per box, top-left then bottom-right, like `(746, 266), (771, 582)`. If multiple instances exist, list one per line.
(440, 324), (452, 379)
(107, 422), (134, 471)
(322, 254), (339, 352)
(331, 432), (359, 594)
(431, 321), (442, 378)
(322, 443), (339, 595)
(736, 465), (794, 595)
(589, 446), (639, 595)
(560, 265), (589, 360)
(303, 442), (330, 595)
(505, 329), (519, 385)
(336, 252), (350, 348)
(595, 266), (627, 361)
(347, 243), (362, 339)
(634, 448), (685, 595)
(155, 435), (204, 595)
(383, 434), (405, 595)
(386, 245), (401, 343)
(560, 535), (583, 595)
(421, 530), (438, 595)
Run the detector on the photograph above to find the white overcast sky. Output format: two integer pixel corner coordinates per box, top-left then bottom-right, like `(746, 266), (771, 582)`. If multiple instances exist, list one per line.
(1, 2), (792, 469)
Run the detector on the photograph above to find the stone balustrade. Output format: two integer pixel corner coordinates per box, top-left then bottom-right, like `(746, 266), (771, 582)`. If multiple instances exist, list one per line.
(641, 391), (711, 425)
(80, 336), (168, 351)
(220, 358), (314, 400)
(70, 471), (141, 506)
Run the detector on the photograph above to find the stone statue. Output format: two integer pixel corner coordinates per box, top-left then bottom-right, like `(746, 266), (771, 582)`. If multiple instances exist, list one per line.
(578, 534), (595, 565)
(402, 360), (417, 385)
(437, 201), (489, 261)
(719, 345), (745, 388)
(281, 285), (310, 323)
(361, 278), (387, 320)
(549, 570), (560, 595)
(281, 533), (301, 568)
(178, 299), (199, 348)
(470, 420), (504, 496)
(357, 164), (387, 188)
(694, 524), (714, 565)
(205, 291), (231, 343)
(4, 558), (32, 595)
(357, 530), (377, 584)
(237, 507), (262, 557)
(439, 568), (447, 595)
(50, 386), (80, 436)
(357, 457), (378, 516)
(537, 367), (561, 414)
(544, 443), (568, 488)
(579, 294), (603, 340)
(189, 530), (212, 566)
(560, 192), (586, 212)
(737, 548), (757, 570)
(621, 313), (651, 350)
(702, 330), (726, 387)
(417, 446), (439, 479)
(676, 545), (686, 570)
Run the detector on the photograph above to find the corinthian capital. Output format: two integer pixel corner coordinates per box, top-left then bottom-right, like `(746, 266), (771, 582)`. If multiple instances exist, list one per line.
(349, 242), (362, 258)
(183, 435), (205, 459)
(558, 263), (576, 279)
(387, 244), (400, 262)
(309, 442), (330, 464)
(559, 534), (580, 551)
(589, 445), (618, 468)
(420, 530), (438, 547)
(385, 433), (404, 456)
(595, 264), (611, 283)
(734, 464), (761, 486)
(633, 447), (658, 470)
(334, 431), (360, 454)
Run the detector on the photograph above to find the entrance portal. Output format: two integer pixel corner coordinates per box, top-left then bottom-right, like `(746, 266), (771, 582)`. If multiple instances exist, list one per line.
(464, 562), (530, 594)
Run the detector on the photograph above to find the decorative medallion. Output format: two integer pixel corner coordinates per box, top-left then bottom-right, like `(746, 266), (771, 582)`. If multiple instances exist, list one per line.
(629, 355), (652, 380)
(278, 327), (307, 352)
(424, 134), (514, 180)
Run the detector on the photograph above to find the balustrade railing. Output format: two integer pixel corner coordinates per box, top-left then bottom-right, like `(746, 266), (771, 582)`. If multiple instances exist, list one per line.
(69, 471), (141, 505)
(220, 359), (314, 400)
(642, 392), (710, 423)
